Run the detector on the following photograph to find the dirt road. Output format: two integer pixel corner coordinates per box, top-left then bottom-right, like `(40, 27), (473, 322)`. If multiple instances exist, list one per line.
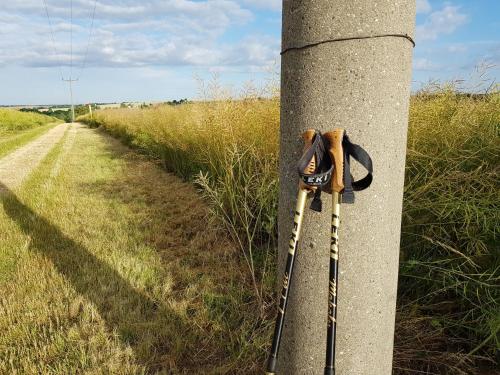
(0, 123), (247, 374)
(0, 123), (69, 191)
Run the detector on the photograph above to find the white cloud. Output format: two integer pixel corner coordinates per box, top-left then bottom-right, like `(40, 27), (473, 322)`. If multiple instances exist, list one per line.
(413, 58), (440, 71)
(416, 5), (468, 41)
(416, 0), (432, 14)
(242, 0), (281, 11)
(0, 0), (280, 72)
(2, 0), (253, 24)
(447, 44), (468, 53)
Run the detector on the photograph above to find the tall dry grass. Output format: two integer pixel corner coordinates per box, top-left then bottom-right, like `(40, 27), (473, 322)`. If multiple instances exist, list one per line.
(0, 109), (59, 131)
(80, 86), (499, 373)
(396, 88), (499, 373)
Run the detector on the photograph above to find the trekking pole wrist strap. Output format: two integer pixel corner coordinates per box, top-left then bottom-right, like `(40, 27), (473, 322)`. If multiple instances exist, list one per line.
(298, 168), (333, 187)
(296, 128), (373, 207)
(341, 134), (373, 203)
(296, 129), (334, 212)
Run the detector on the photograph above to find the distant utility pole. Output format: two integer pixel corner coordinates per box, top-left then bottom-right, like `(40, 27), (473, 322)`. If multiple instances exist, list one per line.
(62, 78), (78, 123)
(88, 104), (93, 119)
(277, 1), (416, 374)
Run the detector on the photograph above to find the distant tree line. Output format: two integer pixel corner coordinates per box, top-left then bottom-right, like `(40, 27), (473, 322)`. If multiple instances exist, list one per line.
(20, 105), (92, 123)
(118, 99), (189, 109)
(167, 98), (188, 106)
(19, 99), (190, 122)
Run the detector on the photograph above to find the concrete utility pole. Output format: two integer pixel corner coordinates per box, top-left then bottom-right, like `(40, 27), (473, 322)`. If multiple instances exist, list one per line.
(63, 78), (78, 123)
(278, 1), (415, 374)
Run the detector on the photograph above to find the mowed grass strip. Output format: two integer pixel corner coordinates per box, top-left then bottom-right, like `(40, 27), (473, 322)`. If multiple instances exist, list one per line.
(0, 126), (268, 374)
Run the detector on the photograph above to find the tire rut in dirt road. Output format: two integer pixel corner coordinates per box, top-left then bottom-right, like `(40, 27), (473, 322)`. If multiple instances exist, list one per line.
(0, 123), (70, 191)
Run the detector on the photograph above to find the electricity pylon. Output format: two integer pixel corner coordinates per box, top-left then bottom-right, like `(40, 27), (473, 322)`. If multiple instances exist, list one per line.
(63, 77), (78, 123)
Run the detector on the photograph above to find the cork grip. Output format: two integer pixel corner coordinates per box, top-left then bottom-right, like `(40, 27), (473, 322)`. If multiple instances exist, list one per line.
(298, 129), (317, 191)
(323, 129), (345, 193)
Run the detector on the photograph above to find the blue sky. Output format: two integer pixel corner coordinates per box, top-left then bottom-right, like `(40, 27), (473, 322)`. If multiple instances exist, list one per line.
(0, 0), (498, 105)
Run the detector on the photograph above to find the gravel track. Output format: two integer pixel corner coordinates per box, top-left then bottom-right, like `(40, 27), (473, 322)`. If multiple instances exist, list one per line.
(0, 123), (70, 191)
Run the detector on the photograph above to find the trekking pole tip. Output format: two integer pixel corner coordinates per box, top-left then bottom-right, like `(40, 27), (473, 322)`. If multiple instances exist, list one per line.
(266, 356), (278, 374)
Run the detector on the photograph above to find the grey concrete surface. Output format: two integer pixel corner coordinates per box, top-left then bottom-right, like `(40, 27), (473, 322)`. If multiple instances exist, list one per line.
(277, 1), (416, 374)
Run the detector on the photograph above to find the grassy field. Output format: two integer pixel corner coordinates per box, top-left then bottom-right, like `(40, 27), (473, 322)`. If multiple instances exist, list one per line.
(0, 108), (60, 130)
(0, 109), (61, 158)
(0, 125), (269, 374)
(80, 88), (499, 373)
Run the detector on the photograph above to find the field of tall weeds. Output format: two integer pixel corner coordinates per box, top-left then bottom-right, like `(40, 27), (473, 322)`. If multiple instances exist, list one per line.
(80, 86), (499, 373)
(0, 108), (59, 131)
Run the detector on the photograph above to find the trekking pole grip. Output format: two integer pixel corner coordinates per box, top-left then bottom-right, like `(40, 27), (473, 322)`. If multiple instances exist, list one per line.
(322, 129), (345, 194)
(299, 129), (320, 191)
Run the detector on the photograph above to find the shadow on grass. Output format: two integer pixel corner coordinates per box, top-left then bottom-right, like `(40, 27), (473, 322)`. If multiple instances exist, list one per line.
(0, 182), (191, 372)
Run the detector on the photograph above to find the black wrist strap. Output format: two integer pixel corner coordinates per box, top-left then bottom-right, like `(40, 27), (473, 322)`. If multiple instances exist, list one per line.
(295, 130), (373, 207)
(297, 130), (333, 212)
(342, 134), (373, 204)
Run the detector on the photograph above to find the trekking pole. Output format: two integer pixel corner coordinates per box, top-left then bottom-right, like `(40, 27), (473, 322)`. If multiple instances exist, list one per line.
(265, 187), (307, 374)
(322, 129), (345, 375)
(265, 129), (371, 375)
(266, 130), (333, 374)
(322, 129), (374, 375)
(324, 190), (340, 375)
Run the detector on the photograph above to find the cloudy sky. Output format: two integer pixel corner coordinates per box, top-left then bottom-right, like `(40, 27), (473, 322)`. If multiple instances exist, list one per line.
(0, 0), (498, 105)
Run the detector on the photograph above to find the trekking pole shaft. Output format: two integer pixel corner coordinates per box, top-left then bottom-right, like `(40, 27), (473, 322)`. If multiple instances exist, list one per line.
(325, 191), (341, 375)
(266, 188), (308, 374)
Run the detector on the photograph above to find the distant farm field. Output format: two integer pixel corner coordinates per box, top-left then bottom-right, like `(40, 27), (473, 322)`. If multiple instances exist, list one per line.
(80, 89), (499, 373)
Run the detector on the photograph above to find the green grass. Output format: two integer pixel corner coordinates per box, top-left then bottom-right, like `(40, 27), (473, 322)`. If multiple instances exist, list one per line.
(0, 126), (269, 374)
(0, 108), (60, 131)
(79, 88), (499, 373)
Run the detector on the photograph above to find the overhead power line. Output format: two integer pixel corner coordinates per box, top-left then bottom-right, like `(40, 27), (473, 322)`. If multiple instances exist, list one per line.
(70, 0), (73, 78)
(77, 0), (98, 79)
(40, 0), (99, 122)
(41, 0), (98, 79)
(41, 0), (64, 80)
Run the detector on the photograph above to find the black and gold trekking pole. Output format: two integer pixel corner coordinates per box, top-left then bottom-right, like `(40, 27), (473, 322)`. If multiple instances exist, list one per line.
(265, 129), (372, 375)
(265, 187), (307, 374)
(266, 129), (333, 375)
(322, 129), (373, 375)
(324, 188), (340, 375)
(322, 129), (346, 375)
